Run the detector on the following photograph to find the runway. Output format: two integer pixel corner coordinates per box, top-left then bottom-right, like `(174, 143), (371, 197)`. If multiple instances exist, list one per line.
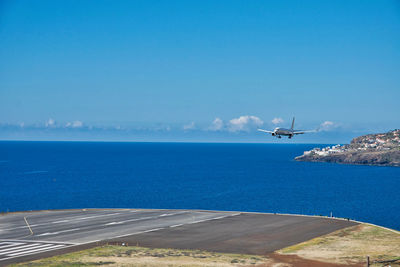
(0, 209), (358, 265)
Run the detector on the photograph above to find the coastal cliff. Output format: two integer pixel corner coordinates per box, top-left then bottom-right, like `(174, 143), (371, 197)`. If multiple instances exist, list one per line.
(295, 129), (400, 167)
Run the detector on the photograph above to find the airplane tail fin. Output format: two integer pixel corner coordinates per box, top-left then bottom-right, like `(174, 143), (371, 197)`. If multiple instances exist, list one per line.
(291, 117), (295, 130)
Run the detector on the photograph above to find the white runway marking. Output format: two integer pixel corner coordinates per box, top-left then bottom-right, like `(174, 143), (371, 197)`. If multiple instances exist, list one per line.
(36, 228), (81, 236)
(0, 241), (71, 261)
(211, 216), (228, 220)
(52, 213), (122, 223)
(187, 213), (240, 225)
(0, 211), (241, 262)
(113, 227), (165, 238)
(169, 224), (183, 228)
(105, 221), (124, 225)
(103, 216), (151, 226)
(8, 245), (65, 257)
(0, 210), (187, 232)
(110, 212), (239, 239)
(0, 212), (123, 231)
(0, 244), (53, 255)
(0, 242), (24, 249)
(0, 243), (39, 254)
(142, 228), (164, 233)
(102, 212), (187, 227)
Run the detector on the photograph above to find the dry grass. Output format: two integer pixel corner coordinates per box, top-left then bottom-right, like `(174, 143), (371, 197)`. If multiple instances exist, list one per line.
(11, 245), (272, 267)
(279, 224), (400, 266)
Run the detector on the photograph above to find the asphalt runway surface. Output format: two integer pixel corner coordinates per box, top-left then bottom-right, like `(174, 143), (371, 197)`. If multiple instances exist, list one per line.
(0, 209), (358, 265)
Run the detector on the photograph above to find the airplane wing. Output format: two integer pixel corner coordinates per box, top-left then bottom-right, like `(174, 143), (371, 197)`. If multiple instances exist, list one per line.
(293, 129), (318, 135)
(257, 129), (274, 134)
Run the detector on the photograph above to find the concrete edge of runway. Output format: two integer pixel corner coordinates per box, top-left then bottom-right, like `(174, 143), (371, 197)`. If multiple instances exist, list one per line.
(0, 207), (356, 222)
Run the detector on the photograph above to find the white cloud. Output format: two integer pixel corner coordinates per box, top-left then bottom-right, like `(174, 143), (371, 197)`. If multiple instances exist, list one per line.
(271, 117), (284, 125)
(153, 125), (171, 132)
(208, 118), (224, 131)
(319, 121), (337, 131)
(183, 122), (196, 131)
(228, 115), (263, 132)
(66, 120), (83, 128)
(45, 118), (56, 127)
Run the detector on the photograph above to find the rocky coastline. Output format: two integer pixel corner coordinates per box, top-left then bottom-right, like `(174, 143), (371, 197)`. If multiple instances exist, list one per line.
(295, 129), (400, 167)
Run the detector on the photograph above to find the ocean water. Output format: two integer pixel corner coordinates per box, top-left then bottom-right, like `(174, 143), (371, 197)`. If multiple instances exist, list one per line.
(0, 141), (399, 230)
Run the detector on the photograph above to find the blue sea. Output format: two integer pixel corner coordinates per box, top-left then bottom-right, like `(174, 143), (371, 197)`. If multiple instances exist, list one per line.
(0, 141), (399, 230)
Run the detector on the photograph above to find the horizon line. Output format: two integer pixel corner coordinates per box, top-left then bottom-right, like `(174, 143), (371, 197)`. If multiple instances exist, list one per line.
(0, 139), (340, 145)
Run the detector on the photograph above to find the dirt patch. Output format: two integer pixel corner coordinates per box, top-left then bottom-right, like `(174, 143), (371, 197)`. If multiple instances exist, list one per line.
(268, 253), (362, 267)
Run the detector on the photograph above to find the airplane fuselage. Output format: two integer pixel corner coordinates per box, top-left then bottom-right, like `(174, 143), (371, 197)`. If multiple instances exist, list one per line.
(272, 127), (294, 138)
(257, 117), (311, 139)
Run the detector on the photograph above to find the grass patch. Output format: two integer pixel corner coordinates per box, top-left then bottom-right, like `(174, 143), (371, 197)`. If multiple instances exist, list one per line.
(279, 223), (400, 266)
(11, 246), (269, 267)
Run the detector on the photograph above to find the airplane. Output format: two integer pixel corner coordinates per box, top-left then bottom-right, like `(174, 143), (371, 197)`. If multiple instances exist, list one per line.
(258, 117), (316, 139)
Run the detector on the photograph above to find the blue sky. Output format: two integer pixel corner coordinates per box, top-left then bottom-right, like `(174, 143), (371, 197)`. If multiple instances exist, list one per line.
(1, 0), (399, 142)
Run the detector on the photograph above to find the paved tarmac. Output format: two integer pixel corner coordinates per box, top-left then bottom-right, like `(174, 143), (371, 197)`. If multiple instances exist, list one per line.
(0, 209), (358, 265)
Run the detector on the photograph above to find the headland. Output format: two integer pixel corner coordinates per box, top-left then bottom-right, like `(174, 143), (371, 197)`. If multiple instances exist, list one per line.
(295, 129), (400, 167)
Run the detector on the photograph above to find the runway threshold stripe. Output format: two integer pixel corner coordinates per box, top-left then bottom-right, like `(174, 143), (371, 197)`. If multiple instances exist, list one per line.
(7, 244), (66, 257)
(0, 239), (74, 245)
(0, 243), (25, 249)
(0, 244), (54, 255)
(0, 244), (41, 254)
(0, 242), (14, 246)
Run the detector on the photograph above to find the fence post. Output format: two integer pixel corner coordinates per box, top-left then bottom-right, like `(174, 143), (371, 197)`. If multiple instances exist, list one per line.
(366, 256), (370, 267)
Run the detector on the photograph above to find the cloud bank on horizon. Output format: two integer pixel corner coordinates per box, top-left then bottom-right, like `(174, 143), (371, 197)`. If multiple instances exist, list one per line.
(0, 115), (392, 143)
(0, 115), (341, 134)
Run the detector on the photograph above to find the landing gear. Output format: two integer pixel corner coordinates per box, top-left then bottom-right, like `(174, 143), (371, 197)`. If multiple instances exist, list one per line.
(288, 135), (292, 139)
(278, 135), (282, 139)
